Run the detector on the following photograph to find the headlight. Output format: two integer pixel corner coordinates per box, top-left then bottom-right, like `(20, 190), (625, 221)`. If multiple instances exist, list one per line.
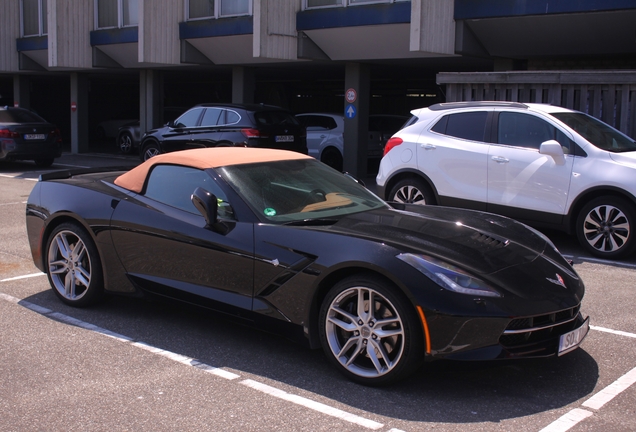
(397, 253), (501, 298)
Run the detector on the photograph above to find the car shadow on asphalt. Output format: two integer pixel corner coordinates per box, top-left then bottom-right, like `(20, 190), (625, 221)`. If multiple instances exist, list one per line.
(20, 289), (599, 425)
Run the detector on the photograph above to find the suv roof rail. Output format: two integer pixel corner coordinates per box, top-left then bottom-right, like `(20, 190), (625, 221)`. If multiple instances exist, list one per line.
(428, 101), (529, 111)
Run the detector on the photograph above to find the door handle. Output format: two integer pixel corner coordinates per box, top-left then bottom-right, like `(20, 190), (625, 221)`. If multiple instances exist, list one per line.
(491, 156), (509, 163)
(420, 143), (436, 150)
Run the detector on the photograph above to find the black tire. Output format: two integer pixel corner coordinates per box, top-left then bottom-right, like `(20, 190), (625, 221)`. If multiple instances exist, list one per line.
(319, 275), (424, 386)
(140, 140), (161, 161)
(45, 222), (104, 307)
(118, 132), (133, 154)
(388, 178), (434, 205)
(576, 197), (636, 259)
(321, 148), (343, 172)
(34, 158), (54, 168)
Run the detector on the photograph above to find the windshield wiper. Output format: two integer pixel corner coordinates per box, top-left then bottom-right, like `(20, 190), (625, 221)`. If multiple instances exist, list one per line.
(283, 218), (340, 226)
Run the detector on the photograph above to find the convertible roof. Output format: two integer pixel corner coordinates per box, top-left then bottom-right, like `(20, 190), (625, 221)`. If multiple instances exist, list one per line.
(114, 147), (311, 193)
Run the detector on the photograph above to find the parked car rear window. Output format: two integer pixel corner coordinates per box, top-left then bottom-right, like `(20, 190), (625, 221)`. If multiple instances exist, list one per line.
(431, 112), (488, 142)
(255, 111), (299, 126)
(298, 115), (338, 130)
(0, 108), (46, 123)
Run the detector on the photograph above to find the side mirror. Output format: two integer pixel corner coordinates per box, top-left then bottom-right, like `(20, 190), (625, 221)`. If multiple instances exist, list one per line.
(540, 140), (565, 165)
(192, 187), (218, 227)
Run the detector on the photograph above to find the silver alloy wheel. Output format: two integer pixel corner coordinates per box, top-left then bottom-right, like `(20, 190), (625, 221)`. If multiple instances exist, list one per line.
(325, 286), (405, 379)
(119, 133), (133, 153)
(48, 230), (92, 301)
(394, 185), (426, 205)
(582, 204), (630, 253)
(143, 146), (160, 161)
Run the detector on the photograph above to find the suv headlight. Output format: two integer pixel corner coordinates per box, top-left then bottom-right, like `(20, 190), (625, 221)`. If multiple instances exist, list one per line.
(397, 253), (501, 298)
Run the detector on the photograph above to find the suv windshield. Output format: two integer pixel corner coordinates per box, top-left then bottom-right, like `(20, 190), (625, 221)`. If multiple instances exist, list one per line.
(550, 112), (636, 153)
(219, 159), (387, 223)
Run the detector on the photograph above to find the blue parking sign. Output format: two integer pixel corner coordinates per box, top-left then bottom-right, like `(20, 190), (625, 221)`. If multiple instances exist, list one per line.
(345, 104), (357, 119)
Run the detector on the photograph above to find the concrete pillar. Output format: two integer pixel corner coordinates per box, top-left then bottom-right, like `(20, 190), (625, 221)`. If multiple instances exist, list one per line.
(140, 70), (163, 136)
(13, 75), (31, 109)
(343, 62), (370, 178)
(70, 73), (89, 153)
(232, 66), (255, 104)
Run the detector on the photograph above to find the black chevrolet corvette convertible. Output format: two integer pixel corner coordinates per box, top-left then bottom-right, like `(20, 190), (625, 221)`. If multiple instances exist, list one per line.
(26, 148), (589, 385)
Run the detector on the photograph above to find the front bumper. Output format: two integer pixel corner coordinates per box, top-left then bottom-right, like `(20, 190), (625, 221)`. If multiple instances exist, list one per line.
(427, 309), (589, 361)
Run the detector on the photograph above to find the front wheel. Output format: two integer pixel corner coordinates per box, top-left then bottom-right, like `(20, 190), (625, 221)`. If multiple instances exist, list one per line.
(388, 178), (434, 205)
(140, 141), (161, 161)
(46, 223), (104, 307)
(576, 197), (636, 259)
(319, 275), (424, 386)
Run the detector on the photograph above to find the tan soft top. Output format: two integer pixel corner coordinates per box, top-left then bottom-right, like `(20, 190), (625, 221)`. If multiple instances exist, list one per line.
(114, 147), (312, 193)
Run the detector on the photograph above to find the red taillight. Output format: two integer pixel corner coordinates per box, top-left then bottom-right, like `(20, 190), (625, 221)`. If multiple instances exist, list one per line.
(241, 128), (262, 138)
(0, 129), (19, 139)
(52, 128), (63, 143)
(383, 137), (403, 156)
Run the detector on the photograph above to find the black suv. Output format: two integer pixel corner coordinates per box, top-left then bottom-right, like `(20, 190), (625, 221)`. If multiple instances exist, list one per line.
(139, 103), (307, 161)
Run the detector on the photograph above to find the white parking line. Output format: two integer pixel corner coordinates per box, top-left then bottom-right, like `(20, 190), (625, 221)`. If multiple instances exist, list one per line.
(0, 272), (46, 282)
(240, 379), (384, 430)
(582, 367), (636, 410)
(590, 325), (636, 339)
(539, 408), (593, 432)
(0, 288), (388, 430)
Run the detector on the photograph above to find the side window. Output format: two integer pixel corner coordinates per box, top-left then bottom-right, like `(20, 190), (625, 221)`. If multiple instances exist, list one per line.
(174, 108), (204, 128)
(498, 112), (555, 150)
(144, 165), (235, 220)
(431, 112), (488, 142)
(201, 108), (224, 127)
(226, 110), (240, 125)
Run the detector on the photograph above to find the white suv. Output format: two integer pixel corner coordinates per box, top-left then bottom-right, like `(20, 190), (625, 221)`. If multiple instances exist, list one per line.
(376, 101), (636, 259)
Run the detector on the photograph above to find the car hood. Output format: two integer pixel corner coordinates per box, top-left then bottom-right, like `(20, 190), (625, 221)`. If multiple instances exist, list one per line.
(326, 205), (574, 279)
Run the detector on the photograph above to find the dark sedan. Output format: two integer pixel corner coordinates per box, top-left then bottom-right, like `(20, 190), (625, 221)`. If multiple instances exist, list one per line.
(26, 148), (589, 385)
(0, 106), (62, 167)
(138, 103), (307, 161)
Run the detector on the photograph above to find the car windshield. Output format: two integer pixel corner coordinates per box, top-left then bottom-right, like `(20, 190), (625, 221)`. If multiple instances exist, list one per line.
(219, 159), (387, 223)
(550, 112), (636, 153)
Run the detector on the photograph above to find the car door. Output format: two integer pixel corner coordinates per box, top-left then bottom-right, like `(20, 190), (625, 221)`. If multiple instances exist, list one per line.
(187, 107), (224, 148)
(110, 164), (256, 314)
(160, 107), (204, 153)
(487, 111), (575, 223)
(416, 110), (491, 209)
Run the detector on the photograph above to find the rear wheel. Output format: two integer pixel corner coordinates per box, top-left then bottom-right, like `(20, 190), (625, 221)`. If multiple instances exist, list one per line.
(141, 141), (161, 161)
(576, 197), (636, 259)
(46, 222), (104, 307)
(388, 178), (434, 205)
(118, 132), (133, 154)
(319, 275), (424, 386)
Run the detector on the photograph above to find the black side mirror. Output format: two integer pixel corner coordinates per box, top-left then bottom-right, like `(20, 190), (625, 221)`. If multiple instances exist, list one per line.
(192, 187), (218, 227)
